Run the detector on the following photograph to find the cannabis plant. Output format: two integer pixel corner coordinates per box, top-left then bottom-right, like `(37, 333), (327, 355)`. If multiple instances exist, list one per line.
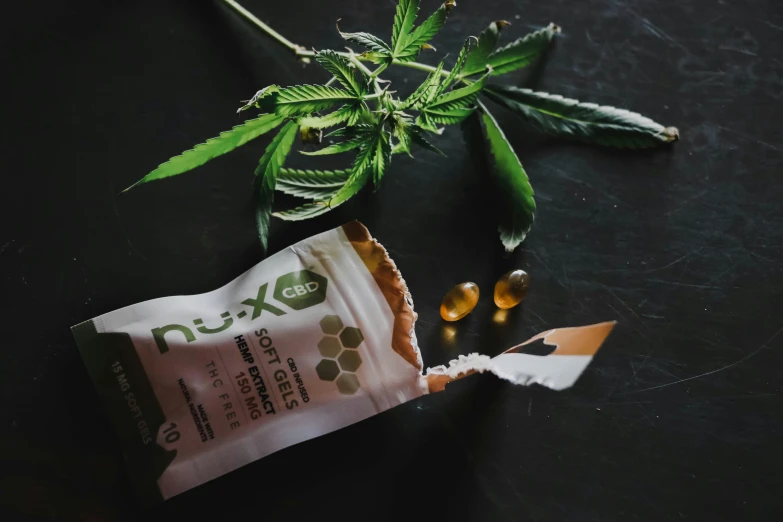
(125, 0), (678, 253)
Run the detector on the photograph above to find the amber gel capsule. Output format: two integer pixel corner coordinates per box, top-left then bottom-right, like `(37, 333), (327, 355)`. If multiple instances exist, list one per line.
(494, 270), (530, 309)
(440, 282), (480, 321)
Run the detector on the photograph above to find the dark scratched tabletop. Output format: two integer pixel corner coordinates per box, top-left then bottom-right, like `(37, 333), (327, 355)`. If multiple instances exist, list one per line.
(2, 0), (782, 520)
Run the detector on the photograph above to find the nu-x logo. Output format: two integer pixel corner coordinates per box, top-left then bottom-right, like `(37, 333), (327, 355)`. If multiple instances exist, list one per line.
(151, 270), (327, 354)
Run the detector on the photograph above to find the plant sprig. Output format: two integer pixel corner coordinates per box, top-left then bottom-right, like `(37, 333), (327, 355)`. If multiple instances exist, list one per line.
(125, 0), (679, 254)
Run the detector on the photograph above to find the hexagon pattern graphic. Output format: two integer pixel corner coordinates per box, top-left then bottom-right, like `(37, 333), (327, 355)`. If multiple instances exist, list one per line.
(336, 373), (360, 395)
(319, 315), (343, 335)
(340, 327), (364, 348)
(315, 359), (340, 381)
(338, 350), (362, 372)
(318, 336), (341, 358)
(316, 314), (365, 395)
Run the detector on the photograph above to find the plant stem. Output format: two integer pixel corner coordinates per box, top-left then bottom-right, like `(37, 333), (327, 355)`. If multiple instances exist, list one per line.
(370, 63), (389, 79)
(222, 0), (452, 79)
(390, 59), (446, 77)
(222, 0), (309, 55)
(347, 55), (375, 77)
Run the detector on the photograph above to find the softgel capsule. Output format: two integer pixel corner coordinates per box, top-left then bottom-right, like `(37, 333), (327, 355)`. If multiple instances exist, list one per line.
(73, 222), (615, 504)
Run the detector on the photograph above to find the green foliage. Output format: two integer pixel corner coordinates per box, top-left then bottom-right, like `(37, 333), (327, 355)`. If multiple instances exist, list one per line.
(439, 38), (473, 95)
(274, 84), (358, 117)
(127, 0), (678, 255)
(277, 168), (349, 199)
(300, 136), (365, 156)
(338, 30), (391, 57)
(315, 51), (366, 97)
(482, 23), (560, 76)
(400, 59), (445, 109)
(253, 121), (299, 252)
(237, 85), (280, 113)
(394, 1), (454, 62)
(392, 0), (419, 52)
(297, 103), (364, 129)
(419, 74), (488, 125)
(484, 86), (680, 148)
(477, 104), (536, 252)
(123, 113), (284, 192)
(461, 20), (509, 76)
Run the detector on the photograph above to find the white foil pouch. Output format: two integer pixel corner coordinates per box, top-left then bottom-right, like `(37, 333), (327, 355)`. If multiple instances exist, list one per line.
(72, 222), (614, 505)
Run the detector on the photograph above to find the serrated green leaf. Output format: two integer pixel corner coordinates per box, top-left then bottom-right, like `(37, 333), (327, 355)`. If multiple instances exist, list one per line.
(326, 139), (375, 207)
(409, 125), (444, 155)
(315, 51), (365, 96)
(371, 131), (392, 186)
(478, 104), (535, 251)
(339, 29), (391, 58)
(426, 73), (488, 113)
(237, 85), (280, 113)
(124, 113), (285, 192)
(400, 59), (445, 109)
(327, 124), (372, 138)
(275, 84), (357, 117)
(392, 118), (413, 156)
(392, 0), (420, 53)
(298, 103), (362, 129)
(484, 86), (679, 148)
(484, 23), (560, 76)
(395, 1), (454, 63)
(300, 136), (365, 156)
(276, 168), (349, 199)
(274, 137), (375, 222)
(253, 121), (299, 252)
(278, 168), (350, 186)
(276, 183), (340, 200)
(359, 51), (390, 64)
(346, 103), (365, 126)
(273, 201), (332, 221)
(439, 37), (474, 94)
(419, 107), (475, 125)
(461, 20), (509, 76)
(415, 112), (440, 132)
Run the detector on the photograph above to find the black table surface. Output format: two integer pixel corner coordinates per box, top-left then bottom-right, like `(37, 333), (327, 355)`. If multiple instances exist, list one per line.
(3, 0), (782, 520)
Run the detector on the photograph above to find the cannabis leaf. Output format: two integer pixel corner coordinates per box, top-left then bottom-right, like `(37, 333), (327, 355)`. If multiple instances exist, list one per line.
(461, 20), (510, 76)
(272, 201), (332, 221)
(315, 51), (366, 97)
(237, 85), (281, 113)
(124, 113), (284, 191)
(439, 37), (473, 95)
(300, 137), (364, 156)
(274, 85), (358, 117)
(472, 104), (536, 251)
(395, 123), (444, 155)
(253, 121), (299, 251)
(425, 74), (488, 111)
(298, 102), (365, 129)
(484, 86), (680, 148)
(300, 125), (374, 156)
(134, 0), (680, 254)
(338, 29), (392, 59)
(275, 123), (388, 221)
(483, 23), (560, 76)
(418, 74), (488, 125)
(369, 130), (392, 186)
(400, 59), (445, 110)
(393, 1), (455, 63)
(276, 168), (349, 199)
(392, 0), (420, 55)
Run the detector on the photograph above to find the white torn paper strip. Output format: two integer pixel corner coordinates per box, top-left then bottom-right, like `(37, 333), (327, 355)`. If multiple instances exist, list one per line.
(423, 322), (616, 392)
